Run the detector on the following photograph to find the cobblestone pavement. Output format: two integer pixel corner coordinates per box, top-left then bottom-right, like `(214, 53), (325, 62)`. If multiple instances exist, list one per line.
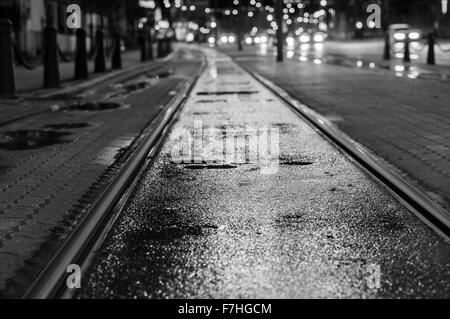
(0, 47), (204, 297)
(15, 50), (147, 92)
(1, 57), (168, 127)
(222, 47), (450, 212)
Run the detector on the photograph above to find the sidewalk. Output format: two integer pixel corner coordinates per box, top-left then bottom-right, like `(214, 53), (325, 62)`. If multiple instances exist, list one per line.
(225, 48), (450, 212)
(0, 46), (204, 297)
(15, 50), (142, 92)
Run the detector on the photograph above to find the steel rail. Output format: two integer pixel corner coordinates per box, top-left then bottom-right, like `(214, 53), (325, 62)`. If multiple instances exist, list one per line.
(245, 67), (450, 241)
(23, 56), (206, 299)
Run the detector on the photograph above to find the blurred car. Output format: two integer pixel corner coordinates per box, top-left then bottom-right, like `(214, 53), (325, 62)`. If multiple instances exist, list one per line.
(219, 33), (236, 45)
(299, 31), (327, 44)
(285, 31), (327, 47)
(244, 34), (270, 46)
(388, 24), (423, 56)
(389, 24), (422, 44)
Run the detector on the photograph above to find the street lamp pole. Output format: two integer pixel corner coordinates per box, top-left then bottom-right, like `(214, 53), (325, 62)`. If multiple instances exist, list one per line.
(275, 0), (283, 62)
(382, 0), (391, 60)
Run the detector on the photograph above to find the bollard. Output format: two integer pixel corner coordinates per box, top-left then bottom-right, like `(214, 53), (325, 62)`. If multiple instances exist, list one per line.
(74, 28), (88, 80)
(165, 38), (171, 55)
(403, 37), (410, 63)
(148, 32), (154, 61)
(157, 38), (164, 58)
(383, 33), (391, 60)
(0, 20), (16, 98)
(427, 33), (436, 65)
(94, 29), (106, 73)
(140, 34), (147, 62)
(111, 31), (122, 70)
(43, 25), (60, 88)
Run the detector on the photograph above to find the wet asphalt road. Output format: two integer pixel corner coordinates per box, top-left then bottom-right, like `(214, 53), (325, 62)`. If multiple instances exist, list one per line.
(78, 48), (450, 299)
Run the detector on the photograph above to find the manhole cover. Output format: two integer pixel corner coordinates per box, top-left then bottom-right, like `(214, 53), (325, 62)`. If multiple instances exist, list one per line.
(68, 102), (124, 111)
(196, 91), (259, 96)
(0, 130), (71, 151)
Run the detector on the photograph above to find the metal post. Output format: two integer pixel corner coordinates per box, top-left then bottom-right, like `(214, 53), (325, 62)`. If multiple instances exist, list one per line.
(74, 28), (88, 80)
(43, 25), (60, 88)
(0, 19), (16, 98)
(403, 37), (410, 63)
(111, 31), (122, 70)
(94, 29), (106, 73)
(427, 33), (436, 65)
(383, 32), (391, 60)
(275, 0), (284, 62)
(148, 27), (154, 60)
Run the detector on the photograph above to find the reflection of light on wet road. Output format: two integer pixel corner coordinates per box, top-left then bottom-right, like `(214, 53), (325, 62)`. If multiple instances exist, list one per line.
(314, 43), (324, 51)
(260, 43), (268, 55)
(300, 44), (311, 51)
(250, 43), (442, 82)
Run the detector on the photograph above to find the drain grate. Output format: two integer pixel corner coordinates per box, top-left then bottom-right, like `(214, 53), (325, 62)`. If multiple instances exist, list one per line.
(281, 161), (314, 166)
(196, 99), (228, 104)
(0, 130), (71, 151)
(183, 164), (238, 170)
(196, 91), (259, 96)
(279, 155), (314, 166)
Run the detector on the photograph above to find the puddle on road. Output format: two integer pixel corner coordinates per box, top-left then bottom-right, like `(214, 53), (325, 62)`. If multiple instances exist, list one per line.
(107, 71), (172, 99)
(0, 130), (71, 151)
(43, 123), (90, 130)
(68, 102), (126, 112)
(147, 69), (174, 79)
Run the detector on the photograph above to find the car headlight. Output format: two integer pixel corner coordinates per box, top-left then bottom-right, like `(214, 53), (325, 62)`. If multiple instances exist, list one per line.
(220, 36), (228, 43)
(208, 37), (215, 44)
(393, 32), (406, 41)
(286, 37), (295, 46)
(245, 37), (252, 45)
(260, 36), (268, 43)
(313, 34), (325, 43)
(228, 36), (235, 43)
(299, 34), (310, 43)
(409, 32), (420, 40)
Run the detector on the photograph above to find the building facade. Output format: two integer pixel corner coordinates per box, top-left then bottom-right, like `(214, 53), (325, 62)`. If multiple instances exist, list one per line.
(0, 0), (131, 55)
